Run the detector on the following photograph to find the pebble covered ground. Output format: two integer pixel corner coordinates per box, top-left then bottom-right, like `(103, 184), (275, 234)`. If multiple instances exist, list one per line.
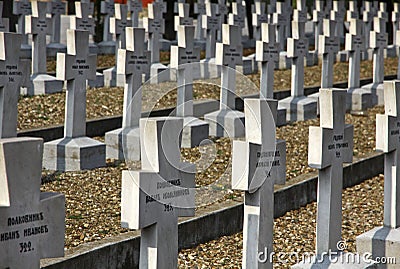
(40, 104), (383, 249)
(178, 175), (384, 268)
(35, 55), (394, 260)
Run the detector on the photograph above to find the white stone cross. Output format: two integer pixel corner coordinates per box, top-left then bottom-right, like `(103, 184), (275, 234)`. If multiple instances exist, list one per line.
(70, 2), (95, 35)
(287, 20), (309, 97)
(25, 0), (52, 75)
(127, 0), (142, 27)
(121, 117), (195, 269)
(293, 0), (307, 23)
(228, 0), (246, 29)
(346, 0), (359, 22)
(110, 4), (132, 53)
(194, 0), (206, 40)
(216, 0), (229, 41)
(330, 1), (345, 38)
(313, 0), (326, 55)
(272, 2), (290, 51)
(118, 27), (150, 129)
(48, 0), (66, 44)
(0, 33), (29, 139)
(144, 1), (166, 63)
(376, 81), (400, 228)
(345, 19), (365, 90)
(363, 4), (376, 50)
(0, 137), (65, 269)
(173, 0), (185, 14)
(232, 99), (286, 269)
(319, 19), (340, 88)
(105, 27), (150, 161)
(308, 88), (354, 255)
(202, 3), (220, 59)
(171, 25), (200, 118)
(252, 1), (268, 40)
(13, 0), (31, 45)
(369, 17), (388, 87)
(174, 3), (193, 31)
(256, 23), (279, 99)
(216, 24), (243, 110)
(56, 29), (96, 138)
(100, 0), (115, 42)
(0, 2), (9, 32)
(393, 3), (400, 45)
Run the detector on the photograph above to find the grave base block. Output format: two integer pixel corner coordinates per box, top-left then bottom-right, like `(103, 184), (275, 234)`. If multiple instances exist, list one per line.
(89, 43), (99, 55)
(149, 63), (169, 84)
(278, 96), (317, 122)
(97, 40), (116, 55)
(337, 50), (349, 62)
(103, 67), (125, 87)
(346, 87), (373, 111)
(308, 91), (321, 116)
(276, 108), (287, 127)
(23, 74), (63, 95)
(357, 226), (400, 269)
(386, 45), (397, 58)
(200, 58), (221, 79)
(292, 252), (377, 269)
(88, 72), (105, 88)
(194, 39), (206, 51)
(204, 109), (245, 138)
(307, 51), (318, 66)
(47, 42), (67, 58)
(181, 116), (209, 148)
(237, 56), (254, 75)
(361, 83), (384, 106)
(105, 127), (140, 161)
(43, 136), (106, 171)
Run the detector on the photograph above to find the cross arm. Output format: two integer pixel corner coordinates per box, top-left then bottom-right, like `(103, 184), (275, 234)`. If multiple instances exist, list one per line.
(345, 33), (364, 52)
(376, 114), (400, 153)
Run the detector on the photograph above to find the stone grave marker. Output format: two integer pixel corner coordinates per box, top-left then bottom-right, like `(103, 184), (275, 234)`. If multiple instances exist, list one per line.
(0, 32), (29, 139)
(47, 0), (67, 57)
(309, 19), (340, 114)
(256, 23), (286, 126)
(174, 3), (193, 31)
(99, 0), (115, 54)
(121, 117), (195, 269)
(228, 0), (245, 31)
(0, 2), (9, 32)
(106, 27), (150, 161)
(232, 98), (286, 269)
(194, 0), (206, 40)
(104, 3), (132, 87)
(293, 0), (307, 24)
(393, 3), (400, 46)
(272, 1), (290, 53)
(357, 80), (400, 268)
(200, 2), (221, 78)
(396, 30), (400, 80)
(292, 88), (373, 268)
(216, 0), (229, 41)
(312, 1), (326, 57)
(252, 1), (268, 40)
(346, 18), (369, 111)
(171, 25), (208, 148)
(13, 0), (32, 58)
(346, 0), (359, 22)
(43, 29), (106, 171)
(144, 1), (169, 83)
(127, 0), (142, 27)
(173, 0), (185, 14)
(361, 17), (388, 107)
(70, 1), (103, 87)
(278, 20), (317, 122)
(362, 1), (375, 53)
(25, 0), (63, 95)
(0, 137), (65, 269)
(204, 24), (245, 138)
(267, 0), (276, 15)
(331, 1), (345, 40)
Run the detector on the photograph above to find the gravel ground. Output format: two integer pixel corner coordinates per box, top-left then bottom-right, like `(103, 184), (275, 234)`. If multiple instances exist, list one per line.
(178, 175), (385, 268)
(40, 105), (383, 249)
(19, 57), (398, 130)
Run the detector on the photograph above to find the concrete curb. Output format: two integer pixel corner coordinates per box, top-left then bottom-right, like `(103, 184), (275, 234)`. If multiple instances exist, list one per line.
(40, 152), (384, 269)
